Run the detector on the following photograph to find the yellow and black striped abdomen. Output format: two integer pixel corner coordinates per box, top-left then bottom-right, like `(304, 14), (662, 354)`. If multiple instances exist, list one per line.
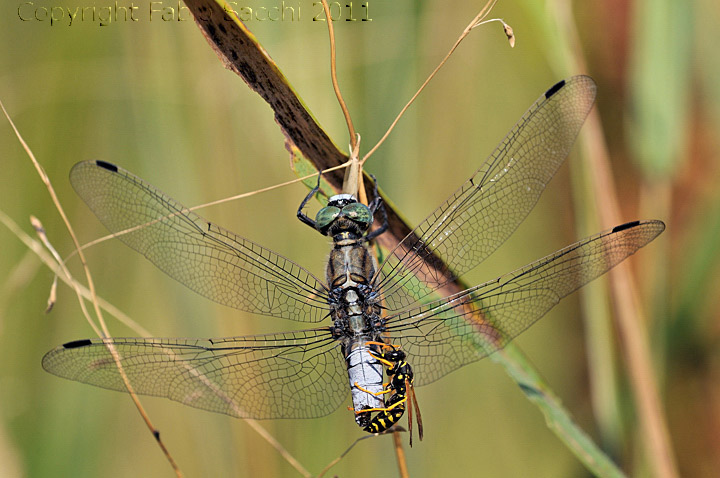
(363, 394), (407, 434)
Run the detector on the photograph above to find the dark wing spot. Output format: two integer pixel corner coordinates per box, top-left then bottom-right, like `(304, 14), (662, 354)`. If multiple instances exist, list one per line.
(612, 220), (641, 233)
(95, 160), (118, 172)
(544, 79), (566, 99)
(62, 339), (93, 349)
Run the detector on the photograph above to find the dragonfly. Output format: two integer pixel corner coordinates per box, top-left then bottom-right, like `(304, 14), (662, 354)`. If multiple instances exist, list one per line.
(42, 76), (665, 442)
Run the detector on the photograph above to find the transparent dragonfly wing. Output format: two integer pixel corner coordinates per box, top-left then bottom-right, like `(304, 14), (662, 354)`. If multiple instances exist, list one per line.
(70, 160), (330, 322)
(374, 76), (598, 311)
(383, 220), (665, 386)
(42, 328), (348, 419)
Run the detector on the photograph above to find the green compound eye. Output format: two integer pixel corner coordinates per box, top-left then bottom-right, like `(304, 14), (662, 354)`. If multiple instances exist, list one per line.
(341, 203), (373, 228)
(315, 206), (341, 234)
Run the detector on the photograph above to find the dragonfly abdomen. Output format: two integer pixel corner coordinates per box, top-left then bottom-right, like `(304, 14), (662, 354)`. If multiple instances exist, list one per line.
(345, 340), (384, 426)
(326, 240), (387, 427)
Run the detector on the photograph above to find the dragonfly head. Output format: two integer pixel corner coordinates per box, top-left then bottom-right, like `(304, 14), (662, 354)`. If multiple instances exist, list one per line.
(315, 194), (374, 237)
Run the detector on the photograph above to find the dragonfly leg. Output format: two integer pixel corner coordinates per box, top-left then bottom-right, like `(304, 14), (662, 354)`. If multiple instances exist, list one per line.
(364, 174), (388, 241)
(297, 170), (324, 230)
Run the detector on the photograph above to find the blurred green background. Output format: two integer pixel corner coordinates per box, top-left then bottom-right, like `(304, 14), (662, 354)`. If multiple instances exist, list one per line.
(1, 1), (719, 477)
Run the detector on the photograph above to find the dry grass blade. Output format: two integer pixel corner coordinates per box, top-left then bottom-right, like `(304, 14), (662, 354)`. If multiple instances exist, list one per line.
(1, 99), (184, 478)
(1, 104), (100, 338)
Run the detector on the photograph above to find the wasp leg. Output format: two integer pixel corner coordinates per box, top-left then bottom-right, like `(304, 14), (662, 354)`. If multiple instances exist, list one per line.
(356, 396), (407, 414)
(365, 340), (398, 350)
(353, 382), (391, 398)
(367, 351), (394, 368)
